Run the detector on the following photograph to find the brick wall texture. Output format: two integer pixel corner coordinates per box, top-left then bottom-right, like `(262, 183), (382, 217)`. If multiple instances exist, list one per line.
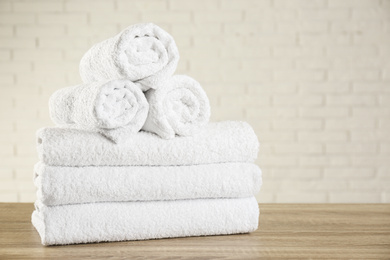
(1, 0), (390, 203)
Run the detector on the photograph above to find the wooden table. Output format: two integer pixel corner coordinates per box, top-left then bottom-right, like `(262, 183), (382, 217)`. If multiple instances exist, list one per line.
(1, 203), (389, 259)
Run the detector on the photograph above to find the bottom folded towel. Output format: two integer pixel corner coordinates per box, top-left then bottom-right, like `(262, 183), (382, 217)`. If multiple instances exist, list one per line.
(32, 197), (259, 245)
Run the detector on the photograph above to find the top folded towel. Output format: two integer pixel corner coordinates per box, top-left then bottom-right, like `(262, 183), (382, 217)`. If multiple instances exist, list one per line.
(37, 121), (259, 167)
(79, 23), (179, 91)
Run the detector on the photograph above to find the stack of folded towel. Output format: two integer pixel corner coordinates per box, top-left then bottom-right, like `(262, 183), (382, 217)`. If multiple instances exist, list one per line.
(32, 23), (262, 246)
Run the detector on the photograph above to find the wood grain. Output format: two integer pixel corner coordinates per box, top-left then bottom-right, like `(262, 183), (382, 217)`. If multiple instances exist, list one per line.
(0, 203), (389, 259)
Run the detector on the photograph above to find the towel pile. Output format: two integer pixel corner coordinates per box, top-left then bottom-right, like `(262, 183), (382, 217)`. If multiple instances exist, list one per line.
(32, 23), (262, 246)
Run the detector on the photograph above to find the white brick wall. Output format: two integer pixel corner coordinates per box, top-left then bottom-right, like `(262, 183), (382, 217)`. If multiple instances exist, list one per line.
(0, 0), (389, 203)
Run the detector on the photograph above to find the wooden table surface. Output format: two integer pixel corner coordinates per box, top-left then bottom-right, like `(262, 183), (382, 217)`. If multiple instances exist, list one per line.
(0, 203), (389, 259)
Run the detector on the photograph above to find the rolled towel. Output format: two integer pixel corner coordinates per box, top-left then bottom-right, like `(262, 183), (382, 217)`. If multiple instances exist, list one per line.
(37, 121), (259, 166)
(142, 75), (210, 139)
(34, 162), (262, 206)
(49, 79), (148, 143)
(79, 23), (179, 91)
(32, 197), (259, 245)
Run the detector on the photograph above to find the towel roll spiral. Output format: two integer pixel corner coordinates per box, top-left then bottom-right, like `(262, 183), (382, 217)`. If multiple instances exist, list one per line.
(142, 75), (211, 139)
(49, 79), (148, 143)
(79, 23), (179, 91)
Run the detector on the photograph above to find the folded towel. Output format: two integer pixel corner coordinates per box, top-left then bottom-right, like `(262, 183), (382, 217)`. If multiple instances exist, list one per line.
(79, 23), (179, 91)
(37, 121), (259, 166)
(32, 197), (259, 245)
(49, 79), (148, 143)
(34, 162), (262, 206)
(142, 75), (210, 139)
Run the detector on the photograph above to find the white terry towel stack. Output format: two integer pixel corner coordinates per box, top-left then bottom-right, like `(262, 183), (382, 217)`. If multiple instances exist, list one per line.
(33, 122), (262, 245)
(32, 23), (263, 246)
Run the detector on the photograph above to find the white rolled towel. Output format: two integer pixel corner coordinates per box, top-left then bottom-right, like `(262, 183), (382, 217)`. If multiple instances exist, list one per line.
(79, 23), (179, 91)
(49, 79), (148, 143)
(142, 75), (210, 139)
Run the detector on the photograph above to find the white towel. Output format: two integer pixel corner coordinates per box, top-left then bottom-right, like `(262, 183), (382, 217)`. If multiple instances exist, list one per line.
(34, 162), (262, 206)
(79, 23), (179, 91)
(32, 197), (259, 245)
(49, 79), (148, 143)
(142, 75), (210, 139)
(37, 121), (259, 167)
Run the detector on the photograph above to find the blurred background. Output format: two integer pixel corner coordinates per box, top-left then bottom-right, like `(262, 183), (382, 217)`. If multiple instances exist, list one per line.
(0, 0), (389, 203)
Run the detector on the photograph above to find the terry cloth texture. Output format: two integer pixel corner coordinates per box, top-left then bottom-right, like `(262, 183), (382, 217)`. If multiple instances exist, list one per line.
(32, 197), (259, 245)
(49, 79), (148, 143)
(142, 75), (210, 139)
(79, 23), (179, 91)
(36, 121), (259, 167)
(34, 162), (262, 206)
